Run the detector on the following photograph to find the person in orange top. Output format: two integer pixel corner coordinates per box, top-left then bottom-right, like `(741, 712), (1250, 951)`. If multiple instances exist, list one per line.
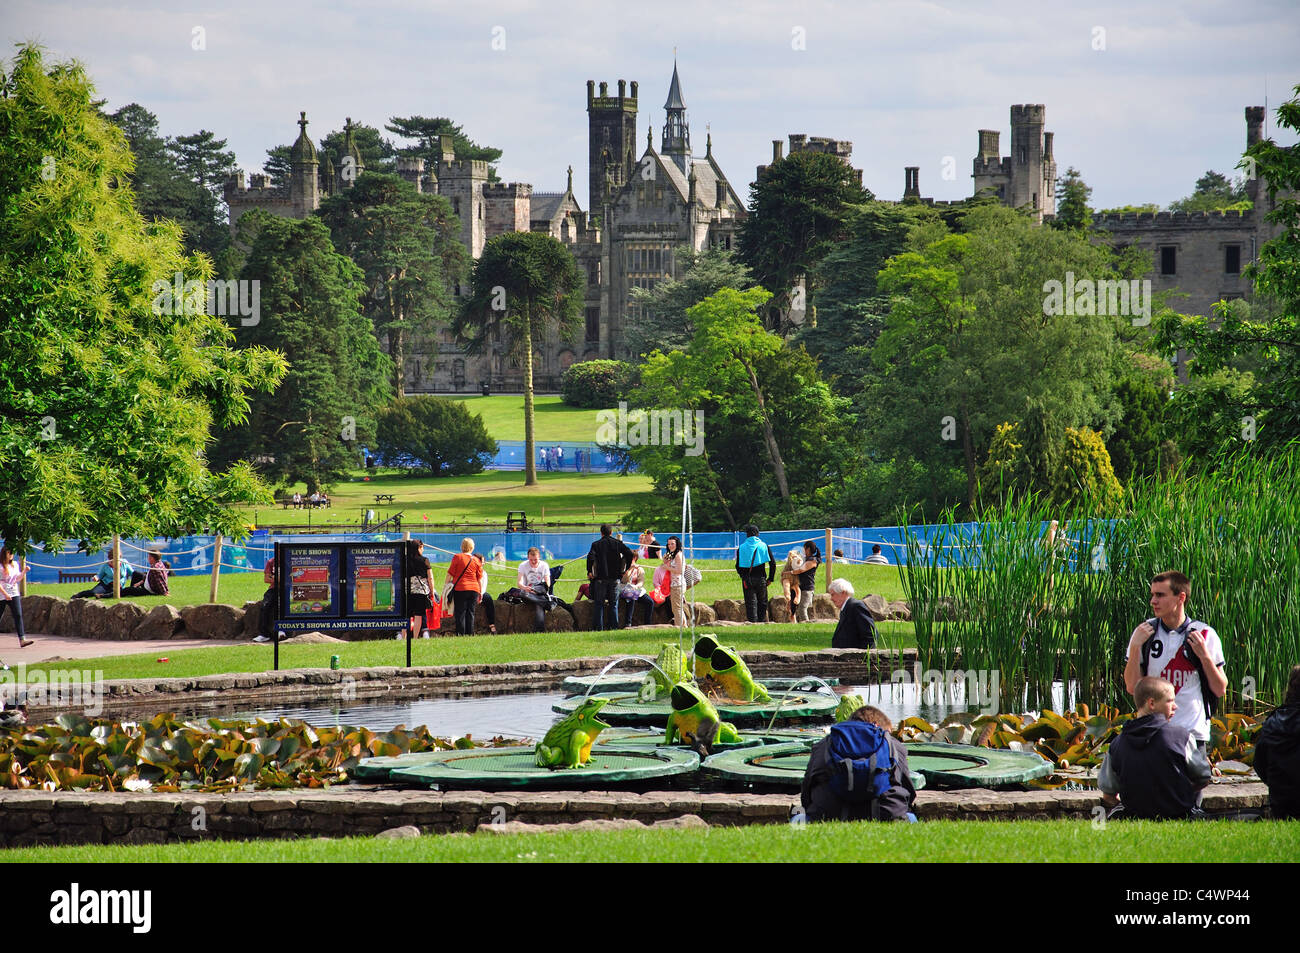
(445, 538), (485, 635)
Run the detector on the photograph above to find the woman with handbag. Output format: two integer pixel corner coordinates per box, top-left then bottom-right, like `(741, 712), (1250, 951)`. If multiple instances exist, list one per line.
(405, 539), (435, 639)
(0, 548), (34, 648)
(663, 536), (688, 629)
(445, 538), (485, 635)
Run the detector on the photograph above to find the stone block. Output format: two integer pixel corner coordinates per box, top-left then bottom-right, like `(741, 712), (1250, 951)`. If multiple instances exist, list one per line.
(17, 594), (55, 634)
(713, 599), (745, 622)
(886, 600), (912, 621)
(133, 604), (182, 641)
(43, 599), (69, 638)
(544, 606), (576, 632)
(862, 594), (890, 621)
(569, 600), (595, 630)
(242, 600), (262, 637)
(376, 825), (421, 839)
(180, 603), (245, 640)
(690, 603), (716, 625)
(811, 593), (838, 619)
(768, 595), (792, 623)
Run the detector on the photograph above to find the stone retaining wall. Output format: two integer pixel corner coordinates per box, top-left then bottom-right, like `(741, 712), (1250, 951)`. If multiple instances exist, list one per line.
(22, 649), (918, 719)
(0, 783), (1273, 847)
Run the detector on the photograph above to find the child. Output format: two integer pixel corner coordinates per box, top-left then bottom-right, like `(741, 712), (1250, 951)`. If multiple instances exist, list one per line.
(780, 549), (805, 620)
(801, 705), (917, 822)
(1098, 676), (1212, 819)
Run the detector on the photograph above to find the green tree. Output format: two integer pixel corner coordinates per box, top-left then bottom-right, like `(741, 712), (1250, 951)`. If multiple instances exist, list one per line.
(1052, 166), (1093, 231)
(1168, 169), (1250, 212)
(867, 204), (1135, 508)
(738, 150), (872, 332)
(209, 215), (391, 491)
(627, 246), (756, 359)
(386, 116), (502, 180)
(560, 360), (631, 408)
(453, 232), (585, 486)
(0, 46), (286, 552)
(375, 397), (497, 476)
(317, 172), (467, 397)
(980, 416), (1123, 511)
(1157, 86), (1300, 455)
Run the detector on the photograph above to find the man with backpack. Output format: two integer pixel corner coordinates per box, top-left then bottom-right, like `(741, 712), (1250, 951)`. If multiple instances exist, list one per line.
(1123, 570), (1227, 753)
(801, 705), (917, 822)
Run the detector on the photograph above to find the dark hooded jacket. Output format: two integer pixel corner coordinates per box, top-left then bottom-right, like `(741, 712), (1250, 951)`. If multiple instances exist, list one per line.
(1097, 712), (1212, 819)
(1254, 703), (1300, 820)
(801, 734), (916, 822)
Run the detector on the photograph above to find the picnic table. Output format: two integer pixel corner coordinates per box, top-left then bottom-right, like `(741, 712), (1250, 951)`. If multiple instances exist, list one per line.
(374, 493), (395, 504)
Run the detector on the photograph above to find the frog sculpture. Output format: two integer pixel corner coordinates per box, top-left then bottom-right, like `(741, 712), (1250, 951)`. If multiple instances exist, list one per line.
(664, 682), (741, 753)
(835, 693), (866, 722)
(692, 634), (720, 679)
(534, 697), (611, 768)
(708, 645), (771, 703)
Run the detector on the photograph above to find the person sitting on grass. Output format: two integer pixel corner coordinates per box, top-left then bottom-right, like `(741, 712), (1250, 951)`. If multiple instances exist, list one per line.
(1254, 664), (1300, 820)
(801, 705), (917, 823)
(865, 544), (890, 565)
(619, 559), (655, 628)
(120, 550), (170, 597)
(1097, 676), (1212, 820)
(72, 556), (132, 598)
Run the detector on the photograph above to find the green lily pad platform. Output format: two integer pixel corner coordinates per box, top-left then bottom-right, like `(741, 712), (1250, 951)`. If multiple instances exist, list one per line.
(552, 690), (839, 727)
(703, 741), (1053, 790)
(383, 745), (701, 789)
(594, 726), (827, 752)
(561, 673), (839, 693)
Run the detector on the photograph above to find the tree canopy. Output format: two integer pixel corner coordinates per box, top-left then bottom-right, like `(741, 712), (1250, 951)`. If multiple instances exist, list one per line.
(626, 246), (756, 359)
(0, 46), (286, 552)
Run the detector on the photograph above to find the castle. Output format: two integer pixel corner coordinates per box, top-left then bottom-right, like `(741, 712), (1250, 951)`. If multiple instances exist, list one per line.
(225, 78), (1281, 393)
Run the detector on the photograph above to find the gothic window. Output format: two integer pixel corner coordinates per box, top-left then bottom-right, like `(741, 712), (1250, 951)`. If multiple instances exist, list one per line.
(1160, 246), (1177, 276)
(586, 307), (600, 342)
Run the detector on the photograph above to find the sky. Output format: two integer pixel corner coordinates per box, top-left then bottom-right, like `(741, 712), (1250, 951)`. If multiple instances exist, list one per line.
(5, 0), (1298, 209)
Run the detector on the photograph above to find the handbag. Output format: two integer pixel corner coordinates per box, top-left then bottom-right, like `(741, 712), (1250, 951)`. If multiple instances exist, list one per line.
(441, 556), (472, 607)
(683, 564), (702, 589)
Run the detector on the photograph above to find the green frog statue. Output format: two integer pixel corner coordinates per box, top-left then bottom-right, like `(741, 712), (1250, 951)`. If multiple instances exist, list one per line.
(692, 634), (720, 679)
(708, 645), (771, 703)
(641, 642), (690, 698)
(835, 693), (865, 722)
(664, 682), (741, 753)
(535, 697), (611, 768)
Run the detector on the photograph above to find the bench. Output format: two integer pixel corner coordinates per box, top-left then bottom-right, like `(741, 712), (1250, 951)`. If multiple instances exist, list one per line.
(58, 572), (97, 584)
(374, 494), (395, 504)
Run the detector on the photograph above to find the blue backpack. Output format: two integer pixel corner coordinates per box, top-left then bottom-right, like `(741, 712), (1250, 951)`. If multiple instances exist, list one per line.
(824, 720), (894, 805)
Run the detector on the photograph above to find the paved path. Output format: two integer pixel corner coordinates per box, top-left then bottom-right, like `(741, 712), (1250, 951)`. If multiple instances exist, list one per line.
(0, 635), (245, 664)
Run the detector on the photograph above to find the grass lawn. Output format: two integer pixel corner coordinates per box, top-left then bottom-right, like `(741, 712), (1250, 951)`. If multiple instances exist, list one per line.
(247, 469), (653, 527)
(446, 394), (609, 442)
(4, 819), (1296, 863)
(16, 621), (916, 681)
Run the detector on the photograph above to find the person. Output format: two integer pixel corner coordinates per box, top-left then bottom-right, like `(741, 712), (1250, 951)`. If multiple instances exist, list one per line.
(309, 490), (321, 507)
(292, 492), (302, 508)
(619, 560), (655, 628)
(1124, 570), (1227, 751)
(779, 548), (805, 622)
(253, 555), (281, 642)
(734, 524), (775, 623)
(405, 539), (435, 639)
(542, 447), (552, 472)
(554, 446), (563, 470)
(827, 578), (878, 649)
(644, 531), (660, 560)
(445, 538), (485, 635)
(795, 541), (821, 622)
(0, 548), (34, 649)
(1254, 664), (1300, 820)
(662, 535), (688, 628)
(865, 544), (890, 565)
(473, 551), (498, 634)
(121, 550), (170, 596)
(72, 555), (133, 598)
(586, 524), (635, 631)
(833, 548), (849, 564)
(1097, 676), (1212, 819)
(517, 547), (552, 632)
(801, 705), (917, 822)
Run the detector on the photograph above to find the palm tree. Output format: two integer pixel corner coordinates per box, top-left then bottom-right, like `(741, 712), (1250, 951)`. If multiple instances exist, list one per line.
(453, 232), (584, 486)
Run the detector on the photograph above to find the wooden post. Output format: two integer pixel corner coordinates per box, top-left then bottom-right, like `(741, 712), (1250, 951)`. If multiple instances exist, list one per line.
(209, 533), (223, 604)
(825, 528), (833, 590)
(18, 555), (26, 598)
(111, 535), (121, 600)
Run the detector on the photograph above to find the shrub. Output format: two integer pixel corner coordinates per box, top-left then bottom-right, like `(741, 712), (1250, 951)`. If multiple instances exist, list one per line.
(375, 397), (496, 476)
(560, 360), (631, 408)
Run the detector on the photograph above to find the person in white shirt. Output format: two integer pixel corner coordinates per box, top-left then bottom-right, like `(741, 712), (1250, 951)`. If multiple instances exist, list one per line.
(517, 547), (551, 632)
(1124, 570), (1227, 747)
(0, 548), (33, 648)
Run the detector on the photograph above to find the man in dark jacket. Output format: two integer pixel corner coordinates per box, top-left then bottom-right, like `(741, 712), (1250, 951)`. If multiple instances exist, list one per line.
(827, 578), (878, 649)
(1098, 676), (1212, 819)
(801, 705), (916, 822)
(586, 524), (635, 631)
(1255, 664), (1300, 819)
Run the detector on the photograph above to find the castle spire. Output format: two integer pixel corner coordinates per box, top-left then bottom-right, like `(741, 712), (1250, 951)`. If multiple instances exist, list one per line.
(661, 59), (690, 174)
(342, 116), (365, 186)
(567, 165), (574, 194)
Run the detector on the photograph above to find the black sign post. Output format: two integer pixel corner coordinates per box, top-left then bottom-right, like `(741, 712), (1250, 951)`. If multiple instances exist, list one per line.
(272, 540), (409, 670)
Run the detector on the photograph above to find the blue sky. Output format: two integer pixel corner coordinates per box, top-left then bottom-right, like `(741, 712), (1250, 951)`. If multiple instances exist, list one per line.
(6, 0), (1298, 208)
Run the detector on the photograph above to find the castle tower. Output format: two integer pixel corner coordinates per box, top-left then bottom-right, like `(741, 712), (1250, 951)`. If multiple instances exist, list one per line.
(436, 134), (489, 258)
(661, 60), (690, 174)
(341, 117), (365, 188)
(903, 166), (921, 201)
(1009, 104), (1047, 216)
(396, 156), (425, 193)
(587, 78), (638, 216)
(1245, 105), (1266, 204)
(319, 151), (335, 197)
(289, 111), (319, 217)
